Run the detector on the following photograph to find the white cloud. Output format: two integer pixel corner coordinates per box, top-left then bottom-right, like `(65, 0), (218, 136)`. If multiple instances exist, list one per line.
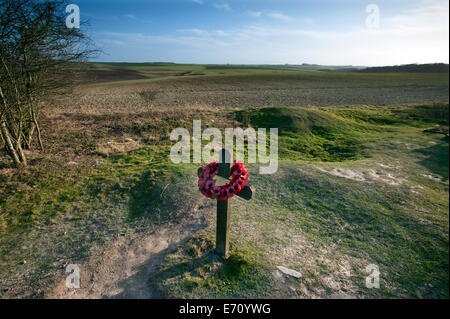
(95, 2), (449, 65)
(384, 1), (449, 33)
(214, 3), (231, 11)
(191, 0), (204, 4)
(177, 28), (210, 36)
(177, 29), (229, 37)
(267, 11), (293, 22)
(249, 10), (311, 24)
(248, 10), (262, 18)
(123, 14), (137, 20)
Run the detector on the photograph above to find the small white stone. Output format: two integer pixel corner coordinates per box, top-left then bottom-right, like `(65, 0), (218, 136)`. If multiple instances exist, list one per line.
(277, 266), (302, 278)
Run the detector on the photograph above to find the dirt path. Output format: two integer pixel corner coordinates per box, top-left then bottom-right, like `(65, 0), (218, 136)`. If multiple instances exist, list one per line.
(46, 211), (209, 299)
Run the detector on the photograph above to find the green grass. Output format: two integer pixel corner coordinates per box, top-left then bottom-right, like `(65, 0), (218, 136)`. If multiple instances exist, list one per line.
(234, 103), (449, 162)
(98, 62), (358, 79)
(0, 146), (187, 292)
(156, 103), (449, 299)
(100, 62), (449, 79)
(0, 101), (448, 298)
(325, 103), (449, 127)
(0, 146), (178, 234)
(235, 106), (369, 161)
(154, 230), (274, 298)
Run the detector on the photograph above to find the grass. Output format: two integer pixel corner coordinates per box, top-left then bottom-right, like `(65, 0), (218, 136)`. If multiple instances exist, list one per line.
(153, 230), (274, 298)
(0, 146), (189, 296)
(97, 62), (450, 84)
(234, 103), (449, 162)
(325, 103), (449, 127)
(155, 103), (449, 299)
(1, 102), (448, 298)
(0, 146), (176, 233)
(1, 103), (448, 298)
(235, 106), (368, 161)
(0, 63), (448, 298)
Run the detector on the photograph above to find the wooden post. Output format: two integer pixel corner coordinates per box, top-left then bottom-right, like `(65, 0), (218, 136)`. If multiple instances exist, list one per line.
(197, 148), (253, 258)
(216, 199), (231, 256)
(216, 148), (231, 257)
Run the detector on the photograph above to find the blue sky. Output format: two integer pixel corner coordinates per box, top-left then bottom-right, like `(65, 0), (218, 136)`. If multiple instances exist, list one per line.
(74, 0), (449, 65)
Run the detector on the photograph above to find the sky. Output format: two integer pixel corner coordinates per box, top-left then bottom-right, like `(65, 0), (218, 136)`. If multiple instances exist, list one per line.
(74, 0), (449, 66)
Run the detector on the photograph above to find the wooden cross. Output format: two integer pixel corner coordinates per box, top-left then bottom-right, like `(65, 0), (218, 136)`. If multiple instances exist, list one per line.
(197, 148), (253, 257)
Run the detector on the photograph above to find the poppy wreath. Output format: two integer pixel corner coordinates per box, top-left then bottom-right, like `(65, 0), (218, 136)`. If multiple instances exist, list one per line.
(198, 160), (248, 200)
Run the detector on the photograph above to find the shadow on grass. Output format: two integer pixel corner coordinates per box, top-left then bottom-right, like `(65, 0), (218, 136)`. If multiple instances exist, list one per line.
(148, 251), (220, 298)
(127, 170), (164, 219)
(142, 235), (272, 299)
(124, 168), (193, 231)
(414, 136), (449, 181)
(107, 239), (185, 299)
(107, 236), (247, 299)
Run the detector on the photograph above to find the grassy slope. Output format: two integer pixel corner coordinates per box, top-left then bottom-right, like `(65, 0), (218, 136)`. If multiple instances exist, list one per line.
(0, 146), (183, 295)
(0, 105), (229, 296)
(0, 63), (448, 298)
(0, 103), (448, 298)
(155, 103), (449, 299)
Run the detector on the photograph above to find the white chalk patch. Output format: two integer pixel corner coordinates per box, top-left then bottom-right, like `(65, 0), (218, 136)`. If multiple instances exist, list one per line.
(330, 168), (366, 181)
(277, 266), (302, 278)
(422, 174), (443, 182)
(368, 170), (404, 185)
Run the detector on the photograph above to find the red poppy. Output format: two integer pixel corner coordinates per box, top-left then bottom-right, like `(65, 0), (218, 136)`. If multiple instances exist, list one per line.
(198, 160), (248, 200)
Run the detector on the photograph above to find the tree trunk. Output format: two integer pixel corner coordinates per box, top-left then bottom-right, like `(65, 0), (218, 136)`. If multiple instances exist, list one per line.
(31, 107), (43, 151)
(0, 85), (24, 168)
(1, 120), (22, 168)
(16, 137), (27, 167)
(24, 121), (35, 149)
(0, 128), (5, 147)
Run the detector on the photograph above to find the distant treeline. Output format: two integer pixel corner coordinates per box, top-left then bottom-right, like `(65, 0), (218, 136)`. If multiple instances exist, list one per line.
(322, 63), (449, 73)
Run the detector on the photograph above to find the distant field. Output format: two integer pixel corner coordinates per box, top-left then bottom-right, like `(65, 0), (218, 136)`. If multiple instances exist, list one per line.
(75, 63), (449, 109)
(0, 63), (448, 299)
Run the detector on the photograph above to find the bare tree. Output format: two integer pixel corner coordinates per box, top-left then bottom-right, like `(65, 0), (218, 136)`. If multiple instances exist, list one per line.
(0, 0), (95, 167)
